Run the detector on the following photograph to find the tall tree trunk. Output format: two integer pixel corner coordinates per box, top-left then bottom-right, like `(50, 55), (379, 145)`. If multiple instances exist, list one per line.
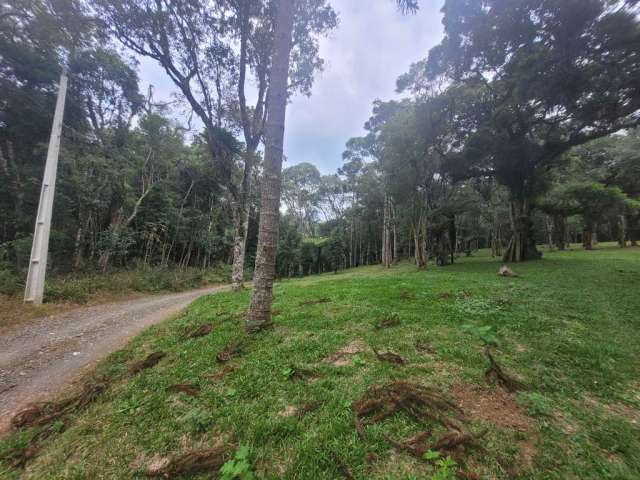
(448, 215), (456, 265)
(231, 158), (252, 290)
(552, 215), (566, 251)
(583, 228), (593, 250)
(502, 197), (541, 262)
(382, 195), (392, 268)
(618, 215), (627, 247)
(412, 215), (427, 270)
(245, 0), (294, 332)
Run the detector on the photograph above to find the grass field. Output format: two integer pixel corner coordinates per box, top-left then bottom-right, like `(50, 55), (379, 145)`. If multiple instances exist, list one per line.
(1, 246), (639, 479)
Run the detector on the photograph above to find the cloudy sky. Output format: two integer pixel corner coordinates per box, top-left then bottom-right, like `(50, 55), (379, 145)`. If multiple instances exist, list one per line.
(138, 0), (444, 174)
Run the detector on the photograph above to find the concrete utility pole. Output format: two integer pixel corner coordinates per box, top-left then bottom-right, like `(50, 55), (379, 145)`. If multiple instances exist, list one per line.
(24, 67), (69, 305)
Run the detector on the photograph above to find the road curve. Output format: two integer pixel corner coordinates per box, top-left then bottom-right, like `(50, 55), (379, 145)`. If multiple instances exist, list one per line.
(0, 285), (228, 435)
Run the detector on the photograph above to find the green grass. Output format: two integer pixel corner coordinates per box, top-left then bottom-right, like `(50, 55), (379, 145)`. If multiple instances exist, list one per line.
(2, 246), (640, 479)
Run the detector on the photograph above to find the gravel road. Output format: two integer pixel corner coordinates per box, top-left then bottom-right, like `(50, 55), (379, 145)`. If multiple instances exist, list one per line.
(0, 285), (228, 435)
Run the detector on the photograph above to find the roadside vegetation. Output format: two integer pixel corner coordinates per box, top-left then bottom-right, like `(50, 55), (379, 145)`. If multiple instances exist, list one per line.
(2, 246), (639, 479)
(0, 264), (230, 332)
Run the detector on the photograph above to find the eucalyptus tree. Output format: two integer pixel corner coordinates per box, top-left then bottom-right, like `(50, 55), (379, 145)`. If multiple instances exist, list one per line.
(406, 0), (640, 262)
(93, 0), (336, 291)
(245, 0), (296, 331)
(281, 162), (322, 236)
(227, 0), (335, 289)
(567, 183), (638, 249)
(90, 0), (250, 273)
(247, 0), (415, 329)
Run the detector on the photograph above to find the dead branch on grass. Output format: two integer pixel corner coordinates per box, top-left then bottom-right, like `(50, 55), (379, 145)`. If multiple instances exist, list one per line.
(484, 347), (526, 392)
(12, 381), (109, 429)
(372, 347), (405, 365)
(130, 352), (166, 374)
(144, 445), (234, 478)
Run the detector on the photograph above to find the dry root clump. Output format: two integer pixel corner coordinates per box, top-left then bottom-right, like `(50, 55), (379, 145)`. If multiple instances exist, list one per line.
(145, 445), (234, 478)
(353, 381), (465, 439)
(206, 365), (237, 381)
(415, 340), (436, 355)
(167, 383), (200, 397)
(216, 341), (243, 363)
(12, 381), (109, 429)
(375, 313), (401, 330)
(484, 347), (526, 392)
(372, 348), (405, 365)
(353, 381), (485, 470)
(130, 352), (166, 374)
(497, 265), (517, 277)
(183, 323), (213, 340)
(297, 400), (322, 419)
(1, 422), (63, 468)
(330, 452), (355, 479)
(299, 297), (330, 306)
(323, 340), (366, 366)
(289, 365), (320, 382)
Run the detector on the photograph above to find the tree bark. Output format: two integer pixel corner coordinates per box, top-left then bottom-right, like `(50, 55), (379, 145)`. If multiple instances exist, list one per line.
(382, 194), (393, 268)
(245, 0), (294, 332)
(552, 215), (566, 251)
(231, 156), (253, 291)
(412, 215), (427, 270)
(583, 228), (593, 250)
(502, 197), (541, 262)
(618, 215), (627, 248)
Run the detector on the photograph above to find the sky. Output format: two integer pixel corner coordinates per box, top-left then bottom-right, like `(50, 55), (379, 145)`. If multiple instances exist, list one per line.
(137, 0), (444, 175)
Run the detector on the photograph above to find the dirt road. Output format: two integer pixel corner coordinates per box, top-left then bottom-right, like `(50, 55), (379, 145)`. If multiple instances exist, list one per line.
(0, 285), (228, 435)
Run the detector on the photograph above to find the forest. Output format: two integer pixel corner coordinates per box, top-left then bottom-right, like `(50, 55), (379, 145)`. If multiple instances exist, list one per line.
(1, 0), (639, 301)
(1, 0), (640, 479)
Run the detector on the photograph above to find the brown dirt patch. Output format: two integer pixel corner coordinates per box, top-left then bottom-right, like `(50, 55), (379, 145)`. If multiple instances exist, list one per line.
(277, 405), (298, 418)
(323, 339), (366, 366)
(167, 384), (200, 397)
(450, 383), (532, 432)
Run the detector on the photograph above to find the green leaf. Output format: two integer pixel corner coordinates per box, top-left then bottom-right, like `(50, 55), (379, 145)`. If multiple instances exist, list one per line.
(423, 449), (441, 460)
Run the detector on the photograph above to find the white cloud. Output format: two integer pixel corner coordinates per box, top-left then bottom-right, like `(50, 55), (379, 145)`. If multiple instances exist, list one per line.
(284, 0), (444, 173)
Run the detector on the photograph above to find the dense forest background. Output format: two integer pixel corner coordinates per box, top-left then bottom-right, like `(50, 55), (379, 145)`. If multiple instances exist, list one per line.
(1, 0), (639, 299)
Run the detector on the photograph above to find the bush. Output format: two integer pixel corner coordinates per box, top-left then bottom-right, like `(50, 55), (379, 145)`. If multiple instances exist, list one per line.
(0, 267), (20, 295)
(0, 248), (20, 295)
(44, 279), (91, 303)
